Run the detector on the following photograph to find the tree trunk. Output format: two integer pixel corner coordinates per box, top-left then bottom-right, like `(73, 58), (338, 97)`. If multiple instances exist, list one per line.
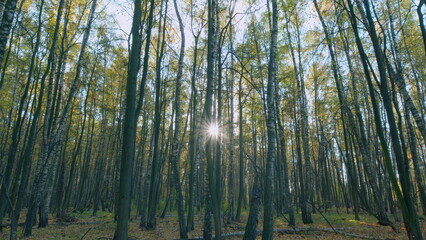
(275, 85), (295, 226)
(235, 65), (244, 221)
(0, 0), (5, 24)
(112, 0), (143, 224)
(113, 0), (142, 233)
(243, 111), (261, 240)
(147, 0), (167, 230)
(171, 0), (187, 237)
(135, 0), (155, 118)
(262, 0), (278, 238)
(417, 0), (426, 56)
(202, 0), (221, 238)
(404, 104), (426, 216)
(0, 0), (18, 72)
(227, 23), (235, 222)
(187, 32), (200, 231)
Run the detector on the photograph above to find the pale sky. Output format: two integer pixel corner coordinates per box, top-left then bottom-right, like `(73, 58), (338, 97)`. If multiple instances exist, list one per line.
(103, 0), (262, 48)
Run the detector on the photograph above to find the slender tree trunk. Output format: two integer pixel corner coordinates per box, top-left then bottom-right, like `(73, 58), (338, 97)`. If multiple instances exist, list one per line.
(243, 110), (262, 240)
(114, 0), (144, 229)
(275, 84), (295, 226)
(385, 58), (426, 144)
(137, 0), (156, 228)
(0, 0), (5, 23)
(0, 0), (18, 73)
(113, 0), (142, 236)
(203, 0), (221, 238)
(135, 0), (155, 118)
(227, 25), (235, 222)
(243, 176), (261, 240)
(171, 0), (187, 237)
(147, 0), (167, 229)
(417, 0), (426, 56)
(262, 0), (278, 238)
(283, 7), (313, 224)
(187, 32), (200, 231)
(235, 67), (244, 221)
(404, 105), (426, 216)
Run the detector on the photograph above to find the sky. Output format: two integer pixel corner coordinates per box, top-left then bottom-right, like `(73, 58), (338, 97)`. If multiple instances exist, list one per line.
(103, 0), (133, 36)
(103, 0), (263, 49)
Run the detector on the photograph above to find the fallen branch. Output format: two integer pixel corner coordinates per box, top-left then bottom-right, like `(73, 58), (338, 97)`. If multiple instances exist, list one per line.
(182, 227), (383, 240)
(332, 229), (382, 239)
(52, 221), (111, 226)
(79, 227), (93, 240)
(3, 220), (111, 228)
(276, 228), (382, 239)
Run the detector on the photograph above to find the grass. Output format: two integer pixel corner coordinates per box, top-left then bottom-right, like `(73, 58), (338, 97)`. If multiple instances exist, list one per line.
(1, 209), (425, 239)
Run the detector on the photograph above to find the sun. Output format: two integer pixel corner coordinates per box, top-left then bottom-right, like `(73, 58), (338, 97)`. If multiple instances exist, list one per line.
(208, 123), (219, 137)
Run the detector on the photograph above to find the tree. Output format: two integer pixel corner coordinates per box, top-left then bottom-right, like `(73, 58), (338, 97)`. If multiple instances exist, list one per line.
(113, 0), (143, 238)
(262, 0), (278, 238)
(0, 0), (18, 78)
(202, 0), (221, 238)
(146, 0), (168, 230)
(171, 0), (187, 237)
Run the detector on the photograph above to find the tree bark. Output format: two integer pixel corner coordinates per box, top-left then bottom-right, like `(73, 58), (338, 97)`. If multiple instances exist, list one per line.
(187, 32), (201, 231)
(417, 0), (426, 56)
(262, 0), (278, 238)
(235, 64), (244, 221)
(113, 0), (144, 229)
(146, 0), (167, 230)
(202, 0), (221, 238)
(227, 22), (235, 222)
(243, 110), (262, 240)
(171, 0), (187, 237)
(0, 0), (18, 73)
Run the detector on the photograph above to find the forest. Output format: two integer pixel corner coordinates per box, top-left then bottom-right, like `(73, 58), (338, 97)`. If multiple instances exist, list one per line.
(0, 0), (425, 239)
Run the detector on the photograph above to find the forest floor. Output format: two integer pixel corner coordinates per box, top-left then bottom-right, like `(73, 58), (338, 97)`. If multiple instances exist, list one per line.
(1, 209), (425, 239)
